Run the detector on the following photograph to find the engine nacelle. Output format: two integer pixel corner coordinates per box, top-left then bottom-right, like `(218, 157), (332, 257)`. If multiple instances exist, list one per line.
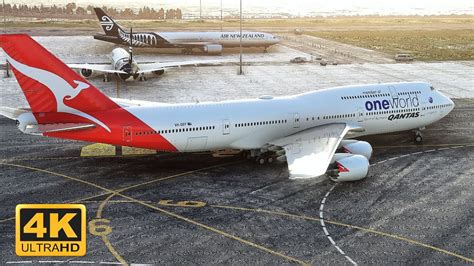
(15, 112), (37, 133)
(153, 69), (165, 76)
(80, 68), (94, 78)
(203, 44), (223, 55)
(328, 154), (369, 182)
(339, 140), (372, 160)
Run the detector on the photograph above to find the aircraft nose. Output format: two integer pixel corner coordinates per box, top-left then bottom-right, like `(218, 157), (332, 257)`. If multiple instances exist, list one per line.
(439, 91), (455, 112)
(448, 97), (455, 111)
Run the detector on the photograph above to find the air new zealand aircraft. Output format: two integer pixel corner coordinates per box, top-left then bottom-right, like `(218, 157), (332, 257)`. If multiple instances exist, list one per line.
(93, 8), (280, 55)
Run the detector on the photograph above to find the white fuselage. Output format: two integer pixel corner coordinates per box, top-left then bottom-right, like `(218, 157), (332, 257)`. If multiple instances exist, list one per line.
(158, 31), (279, 47)
(124, 82), (454, 152)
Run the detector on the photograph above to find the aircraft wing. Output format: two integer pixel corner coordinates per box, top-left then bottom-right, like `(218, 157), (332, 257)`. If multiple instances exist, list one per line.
(67, 63), (127, 74)
(269, 123), (364, 179)
(137, 60), (224, 74)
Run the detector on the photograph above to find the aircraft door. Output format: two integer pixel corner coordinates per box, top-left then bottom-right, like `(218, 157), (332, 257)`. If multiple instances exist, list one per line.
(293, 113), (300, 128)
(123, 126), (132, 143)
(222, 119), (230, 135)
(389, 86), (398, 99)
(357, 107), (364, 122)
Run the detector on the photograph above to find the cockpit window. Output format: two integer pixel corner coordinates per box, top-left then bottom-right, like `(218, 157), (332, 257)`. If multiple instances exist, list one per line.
(430, 86), (435, 91)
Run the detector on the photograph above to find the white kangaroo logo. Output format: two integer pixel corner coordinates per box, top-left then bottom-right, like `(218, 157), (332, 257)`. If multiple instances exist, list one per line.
(6, 55), (111, 132)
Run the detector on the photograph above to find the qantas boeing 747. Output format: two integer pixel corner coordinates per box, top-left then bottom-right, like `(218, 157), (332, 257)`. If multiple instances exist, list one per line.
(0, 35), (455, 181)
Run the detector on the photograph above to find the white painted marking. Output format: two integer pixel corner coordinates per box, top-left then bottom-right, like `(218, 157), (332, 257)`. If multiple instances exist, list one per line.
(319, 184), (357, 264)
(345, 255), (358, 265)
(335, 245), (346, 254)
(99, 263), (123, 265)
(6, 262), (33, 264)
(70, 261), (96, 264)
(323, 227), (329, 236)
(39, 261), (64, 264)
(328, 236), (336, 245)
(318, 146), (474, 265)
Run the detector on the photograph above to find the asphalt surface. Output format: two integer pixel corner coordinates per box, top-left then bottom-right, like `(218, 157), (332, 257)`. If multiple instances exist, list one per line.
(0, 99), (472, 265)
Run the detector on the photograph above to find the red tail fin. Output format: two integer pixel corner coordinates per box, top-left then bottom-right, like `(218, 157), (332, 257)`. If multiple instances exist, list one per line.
(0, 34), (118, 114)
(1, 34), (177, 151)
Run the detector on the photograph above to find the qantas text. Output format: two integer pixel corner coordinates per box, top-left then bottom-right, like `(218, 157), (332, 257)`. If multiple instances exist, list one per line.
(388, 112), (420, 121)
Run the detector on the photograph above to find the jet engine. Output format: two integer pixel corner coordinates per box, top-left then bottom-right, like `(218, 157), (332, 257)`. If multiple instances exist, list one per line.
(203, 44), (223, 55)
(111, 47), (138, 81)
(339, 140), (372, 160)
(153, 69), (165, 76)
(80, 68), (94, 78)
(327, 154), (369, 182)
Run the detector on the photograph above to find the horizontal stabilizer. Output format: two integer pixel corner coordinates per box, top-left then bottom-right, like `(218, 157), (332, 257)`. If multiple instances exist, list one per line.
(0, 106), (31, 120)
(25, 123), (96, 135)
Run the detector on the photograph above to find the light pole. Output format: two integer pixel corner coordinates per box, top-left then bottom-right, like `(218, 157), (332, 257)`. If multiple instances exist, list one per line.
(220, 0), (223, 31)
(238, 0), (243, 75)
(199, 0), (202, 19)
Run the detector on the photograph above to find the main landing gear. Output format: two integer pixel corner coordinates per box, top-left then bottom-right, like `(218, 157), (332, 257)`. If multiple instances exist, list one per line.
(414, 127), (424, 144)
(103, 74), (110, 82)
(241, 150), (276, 165)
(138, 73), (147, 81)
(263, 47), (268, 53)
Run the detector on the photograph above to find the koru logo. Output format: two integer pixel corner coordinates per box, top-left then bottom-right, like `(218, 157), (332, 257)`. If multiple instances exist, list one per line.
(429, 97), (433, 103)
(100, 16), (114, 31)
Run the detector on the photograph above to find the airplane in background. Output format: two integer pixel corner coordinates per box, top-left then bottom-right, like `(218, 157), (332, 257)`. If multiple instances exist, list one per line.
(68, 31), (225, 82)
(0, 35), (455, 181)
(93, 8), (280, 55)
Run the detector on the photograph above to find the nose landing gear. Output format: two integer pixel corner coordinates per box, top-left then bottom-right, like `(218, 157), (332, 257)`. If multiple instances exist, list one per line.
(414, 128), (424, 144)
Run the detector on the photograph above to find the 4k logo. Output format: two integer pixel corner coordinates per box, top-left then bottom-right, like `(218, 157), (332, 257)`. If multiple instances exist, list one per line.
(16, 204), (86, 256)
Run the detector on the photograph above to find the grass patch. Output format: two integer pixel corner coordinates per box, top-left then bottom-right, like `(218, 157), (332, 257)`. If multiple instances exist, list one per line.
(307, 30), (474, 61)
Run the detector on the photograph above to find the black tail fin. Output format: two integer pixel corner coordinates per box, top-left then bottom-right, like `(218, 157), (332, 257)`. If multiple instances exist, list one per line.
(94, 8), (125, 37)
